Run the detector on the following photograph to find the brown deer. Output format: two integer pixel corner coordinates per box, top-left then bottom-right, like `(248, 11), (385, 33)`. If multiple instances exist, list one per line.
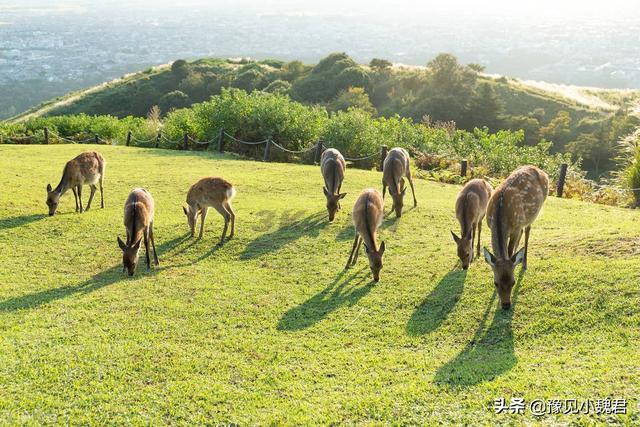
(183, 177), (236, 245)
(46, 151), (105, 216)
(382, 147), (417, 217)
(483, 166), (549, 309)
(451, 179), (493, 269)
(320, 148), (347, 221)
(345, 189), (386, 281)
(117, 188), (159, 276)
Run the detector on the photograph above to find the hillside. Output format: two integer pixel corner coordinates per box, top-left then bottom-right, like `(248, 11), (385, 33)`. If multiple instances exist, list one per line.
(0, 144), (638, 424)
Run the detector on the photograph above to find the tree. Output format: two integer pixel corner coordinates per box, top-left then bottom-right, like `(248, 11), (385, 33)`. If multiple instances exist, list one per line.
(159, 90), (190, 113)
(233, 69), (265, 92)
(336, 67), (371, 92)
(567, 133), (613, 177)
(263, 79), (292, 95)
(506, 115), (541, 145)
(328, 87), (376, 115)
(171, 60), (189, 80)
(467, 63), (486, 73)
(461, 82), (503, 131)
(540, 111), (572, 148)
(370, 58), (392, 71)
(281, 60), (307, 82)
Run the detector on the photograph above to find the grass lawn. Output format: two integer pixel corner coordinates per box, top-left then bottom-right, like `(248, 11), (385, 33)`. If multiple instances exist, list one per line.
(0, 144), (638, 425)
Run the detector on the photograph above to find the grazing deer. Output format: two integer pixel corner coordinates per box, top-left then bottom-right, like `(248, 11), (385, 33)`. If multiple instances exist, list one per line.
(483, 166), (549, 309)
(320, 148), (347, 221)
(117, 188), (159, 276)
(345, 189), (386, 281)
(451, 179), (493, 269)
(183, 177), (236, 245)
(382, 147), (417, 217)
(46, 151), (105, 216)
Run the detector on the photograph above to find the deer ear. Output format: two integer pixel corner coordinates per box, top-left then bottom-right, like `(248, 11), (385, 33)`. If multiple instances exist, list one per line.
(132, 237), (142, 251)
(512, 247), (525, 265)
(323, 187), (330, 197)
(183, 205), (189, 216)
(379, 241), (386, 255)
(338, 192), (347, 199)
(483, 247), (496, 267)
(117, 236), (127, 251)
(47, 184), (52, 192)
(451, 231), (460, 243)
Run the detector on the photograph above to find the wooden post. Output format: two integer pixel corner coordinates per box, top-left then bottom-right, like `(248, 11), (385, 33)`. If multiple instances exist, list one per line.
(155, 132), (161, 148)
(378, 145), (388, 171)
(126, 131), (132, 146)
(94, 134), (99, 145)
(217, 128), (225, 153)
(556, 163), (568, 198)
(314, 140), (323, 164)
(461, 159), (468, 177)
(44, 127), (49, 145)
(183, 133), (189, 150)
(263, 139), (272, 162)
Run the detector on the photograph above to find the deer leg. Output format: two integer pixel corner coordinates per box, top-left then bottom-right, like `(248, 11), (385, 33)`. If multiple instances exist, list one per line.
(225, 201), (235, 239)
(198, 207), (209, 239)
(77, 185), (84, 213)
(86, 185), (96, 211)
(211, 204), (230, 245)
(144, 228), (151, 270)
(407, 174), (418, 207)
(72, 187), (79, 212)
(150, 222), (159, 266)
(352, 235), (363, 265)
(477, 220), (482, 257)
(99, 176), (104, 208)
(345, 234), (359, 269)
(471, 222), (476, 262)
(523, 226), (531, 270)
(382, 182), (387, 199)
(337, 183), (342, 210)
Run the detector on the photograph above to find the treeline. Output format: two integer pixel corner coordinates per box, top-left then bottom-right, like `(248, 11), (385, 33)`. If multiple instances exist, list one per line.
(0, 88), (570, 182)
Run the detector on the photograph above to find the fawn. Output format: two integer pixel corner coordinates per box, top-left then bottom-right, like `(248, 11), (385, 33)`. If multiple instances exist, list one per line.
(320, 148), (347, 221)
(345, 189), (386, 281)
(183, 177), (236, 245)
(451, 179), (493, 269)
(483, 166), (549, 309)
(117, 188), (159, 276)
(46, 151), (105, 216)
(382, 147), (417, 217)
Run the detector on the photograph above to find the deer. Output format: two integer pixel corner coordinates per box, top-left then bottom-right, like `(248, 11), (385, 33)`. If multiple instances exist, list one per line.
(320, 148), (347, 221)
(117, 188), (159, 276)
(46, 151), (105, 216)
(382, 147), (417, 217)
(183, 177), (236, 245)
(345, 189), (386, 282)
(483, 165), (549, 310)
(451, 179), (493, 269)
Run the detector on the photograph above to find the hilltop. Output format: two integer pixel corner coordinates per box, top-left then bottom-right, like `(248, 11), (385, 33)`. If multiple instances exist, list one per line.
(0, 144), (637, 424)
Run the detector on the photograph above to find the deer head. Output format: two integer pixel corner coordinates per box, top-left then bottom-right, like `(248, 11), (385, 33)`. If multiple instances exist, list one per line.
(389, 180), (406, 218)
(46, 184), (61, 216)
(483, 247), (524, 310)
(323, 187), (346, 221)
(364, 241), (386, 282)
(451, 228), (473, 269)
(118, 236), (142, 276)
(183, 205), (198, 237)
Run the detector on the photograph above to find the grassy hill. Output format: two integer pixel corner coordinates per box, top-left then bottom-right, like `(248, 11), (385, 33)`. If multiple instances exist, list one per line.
(0, 145), (638, 424)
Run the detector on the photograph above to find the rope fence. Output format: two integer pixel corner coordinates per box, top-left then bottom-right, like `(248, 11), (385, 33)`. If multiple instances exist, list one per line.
(5, 125), (640, 199)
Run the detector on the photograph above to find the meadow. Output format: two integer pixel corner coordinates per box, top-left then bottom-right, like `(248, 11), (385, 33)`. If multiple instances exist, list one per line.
(0, 144), (638, 424)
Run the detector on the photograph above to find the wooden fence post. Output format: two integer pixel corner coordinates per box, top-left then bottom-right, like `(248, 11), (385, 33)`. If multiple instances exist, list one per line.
(461, 159), (468, 177)
(183, 133), (189, 150)
(155, 132), (161, 148)
(556, 163), (568, 198)
(378, 145), (388, 171)
(314, 140), (323, 164)
(218, 128), (225, 153)
(44, 127), (49, 145)
(263, 139), (272, 162)
(94, 134), (99, 145)
(126, 131), (132, 146)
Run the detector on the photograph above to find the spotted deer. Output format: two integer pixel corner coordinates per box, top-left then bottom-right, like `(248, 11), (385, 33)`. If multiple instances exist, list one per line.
(320, 148), (347, 221)
(46, 151), (105, 216)
(117, 188), (159, 276)
(483, 166), (549, 309)
(345, 189), (386, 281)
(382, 147), (417, 217)
(451, 179), (493, 269)
(183, 177), (236, 245)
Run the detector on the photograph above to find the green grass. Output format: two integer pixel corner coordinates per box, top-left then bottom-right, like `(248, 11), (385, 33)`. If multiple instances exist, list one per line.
(0, 144), (638, 425)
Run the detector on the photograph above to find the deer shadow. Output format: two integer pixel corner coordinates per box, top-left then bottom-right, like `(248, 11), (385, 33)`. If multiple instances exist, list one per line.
(406, 267), (467, 336)
(433, 271), (525, 387)
(277, 268), (374, 331)
(0, 214), (47, 231)
(240, 211), (328, 260)
(0, 233), (189, 312)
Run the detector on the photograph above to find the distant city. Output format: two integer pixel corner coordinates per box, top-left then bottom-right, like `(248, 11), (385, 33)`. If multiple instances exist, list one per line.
(1, 1), (640, 119)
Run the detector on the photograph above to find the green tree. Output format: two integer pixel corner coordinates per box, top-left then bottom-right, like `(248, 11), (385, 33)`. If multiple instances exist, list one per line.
(540, 111), (572, 148)
(263, 79), (292, 95)
(467, 63), (486, 73)
(567, 133), (613, 177)
(159, 90), (190, 113)
(461, 82), (504, 131)
(370, 58), (392, 71)
(328, 87), (376, 115)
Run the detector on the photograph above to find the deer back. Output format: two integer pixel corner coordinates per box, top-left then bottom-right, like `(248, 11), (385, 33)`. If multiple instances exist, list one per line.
(353, 189), (384, 250)
(187, 177), (235, 209)
(124, 188), (154, 244)
(382, 148), (409, 193)
(320, 149), (345, 194)
(456, 179), (492, 233)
